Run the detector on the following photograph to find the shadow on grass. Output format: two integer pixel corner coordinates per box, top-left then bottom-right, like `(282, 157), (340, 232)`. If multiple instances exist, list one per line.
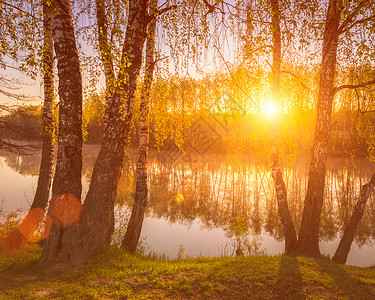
(274, 255), (306, 300)
(316, 259), (375, 299)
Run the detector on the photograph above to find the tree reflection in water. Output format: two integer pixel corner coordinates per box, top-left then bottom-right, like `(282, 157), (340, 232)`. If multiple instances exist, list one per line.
(117, 151), (375, 250)
(2, 147), (375, 254)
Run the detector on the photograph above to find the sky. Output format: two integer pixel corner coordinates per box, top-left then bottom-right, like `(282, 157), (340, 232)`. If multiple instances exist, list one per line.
(1, 0), (244, 107)
(0, 69), (42, 106)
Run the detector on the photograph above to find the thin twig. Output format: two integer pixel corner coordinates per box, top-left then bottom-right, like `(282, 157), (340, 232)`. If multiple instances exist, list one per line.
(281, 70), (311, 91)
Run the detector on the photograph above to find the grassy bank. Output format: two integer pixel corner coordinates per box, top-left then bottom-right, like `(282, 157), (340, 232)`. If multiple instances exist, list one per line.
(1, 246), (375, 299)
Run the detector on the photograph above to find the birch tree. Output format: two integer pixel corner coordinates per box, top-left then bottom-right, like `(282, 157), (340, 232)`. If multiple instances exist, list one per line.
(298, 0), (375, 257)
(268, 0), (298, 253)
(121, 0), (157, 253)
(39, 0), (83, 265)
(2, 1), (55, 251)
(242, 0), (375, 259)
(39, 0), (149, 267)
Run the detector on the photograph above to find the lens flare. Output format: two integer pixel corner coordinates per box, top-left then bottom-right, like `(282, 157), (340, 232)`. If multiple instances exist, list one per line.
(176, 193), (184, 204)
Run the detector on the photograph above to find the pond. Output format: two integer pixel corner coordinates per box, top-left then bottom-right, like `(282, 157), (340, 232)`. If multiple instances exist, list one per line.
(1, 144), (375, 267)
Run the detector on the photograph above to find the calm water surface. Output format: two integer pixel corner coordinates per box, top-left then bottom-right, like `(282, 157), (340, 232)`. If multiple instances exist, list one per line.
(1, 144), (375, 267)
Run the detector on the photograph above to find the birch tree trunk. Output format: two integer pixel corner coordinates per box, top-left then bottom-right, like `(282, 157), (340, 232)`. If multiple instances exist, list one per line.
(39, 0), (82, 266)
(121, 0), (157, 253)
(332, 173), (375, 264)
(269, 0), (297, 253)
(47, 0), (148, 267)
(2, 2), (55, 251)
(271, 152), (298, 252)
(95, 0), (115, 129)
(297, 0), (342, 257)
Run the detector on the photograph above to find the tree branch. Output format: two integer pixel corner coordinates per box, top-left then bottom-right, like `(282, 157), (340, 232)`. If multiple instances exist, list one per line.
(338, 0), (367, 34)
(281, 70), (311, 91)
(0, 88), (39, 101)
(341, 14), (375, 33)
(202, 0), (221, 16)
(2, 1), (41, 21)
(335, 78), (375, 93)
(214, 45), (260, 111)
(147, 5), (178, 24)
(95, 0), (115, 84)
(158, 5), (178, 16)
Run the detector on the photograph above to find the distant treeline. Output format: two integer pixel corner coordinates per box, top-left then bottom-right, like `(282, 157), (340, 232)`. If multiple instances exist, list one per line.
(0, 105), (42, 141)
(2, 76), (375, 158)
(1, 102), (373, 158)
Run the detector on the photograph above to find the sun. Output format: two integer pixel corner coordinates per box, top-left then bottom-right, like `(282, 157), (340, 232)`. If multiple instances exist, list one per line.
(264, 102), (278, 118)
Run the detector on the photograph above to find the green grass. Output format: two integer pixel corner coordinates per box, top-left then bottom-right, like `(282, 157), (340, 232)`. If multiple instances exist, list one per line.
(1, 246), (375, 299)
